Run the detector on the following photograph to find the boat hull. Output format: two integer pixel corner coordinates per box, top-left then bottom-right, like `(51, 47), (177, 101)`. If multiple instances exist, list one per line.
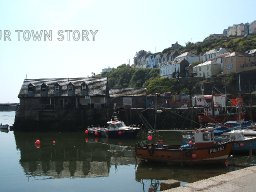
(135, 142), (233, 165)
(232, 137), (256, 154)
(87, 128), (140, 139)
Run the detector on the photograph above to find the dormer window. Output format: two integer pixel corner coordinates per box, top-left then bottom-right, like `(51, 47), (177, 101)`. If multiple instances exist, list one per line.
(68, 82), (74, 91)
(41, 83), (48, 97)
(81, 82), (89, 96)
(55, 85), (59, 91)
(28, 83), (35, 97)
(67, 82), (75, 96)
(54, 83), (61, 96)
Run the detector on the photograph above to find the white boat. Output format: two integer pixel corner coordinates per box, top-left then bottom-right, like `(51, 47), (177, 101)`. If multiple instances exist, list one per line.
(221, 130), (256, 154)
(86, 116), (141, 139)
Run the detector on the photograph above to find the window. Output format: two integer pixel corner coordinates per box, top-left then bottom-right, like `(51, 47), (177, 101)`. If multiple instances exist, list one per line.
(203, 132), (211, 141)
(55, 85), (59, 91)
(41, 83), (48, 91)
(68, 84), (73, 91)
(28, 83), (35, 97)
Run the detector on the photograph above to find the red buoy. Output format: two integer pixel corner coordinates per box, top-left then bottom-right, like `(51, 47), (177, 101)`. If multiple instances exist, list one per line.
(35, 139), (41, 149)
(118, 131), (122, 135)
(35, 139), (41, 145)
(85, 130), (89, 134)
(147, 135), (153, 141)
(192, 153), (197, 159)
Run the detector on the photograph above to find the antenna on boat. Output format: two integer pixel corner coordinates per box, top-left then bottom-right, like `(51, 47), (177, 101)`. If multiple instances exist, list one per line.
(238, 74), (241, 93)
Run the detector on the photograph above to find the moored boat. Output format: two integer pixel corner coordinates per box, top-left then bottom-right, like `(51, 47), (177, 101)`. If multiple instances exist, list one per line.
(135, 129), (233, 166)
(222, 130), (256, 154)
(205, 120), (254, 136)
(86, 116), (141, 139)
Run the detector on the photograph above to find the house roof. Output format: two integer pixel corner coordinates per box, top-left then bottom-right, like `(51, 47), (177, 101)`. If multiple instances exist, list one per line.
(176, 52), (189, 58)
(18, 77), (108, 98)
(247, 49), (256, 55)
(204, 49), (217, 55)
(196, 60), (213, 67)
(226, 52), (245, 57)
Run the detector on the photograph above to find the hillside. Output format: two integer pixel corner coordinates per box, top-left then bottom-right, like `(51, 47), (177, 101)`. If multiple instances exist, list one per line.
(178, 34), (256, 55)
(102, 35), (256, 96)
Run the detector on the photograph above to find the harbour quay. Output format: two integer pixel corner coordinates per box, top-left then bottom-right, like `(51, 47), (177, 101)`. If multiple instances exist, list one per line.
(164, 166), (256, 192)
(12, 76), (256, 131)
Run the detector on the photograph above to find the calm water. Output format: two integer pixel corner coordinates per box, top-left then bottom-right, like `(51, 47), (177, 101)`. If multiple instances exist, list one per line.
(0, 111), (255, 192)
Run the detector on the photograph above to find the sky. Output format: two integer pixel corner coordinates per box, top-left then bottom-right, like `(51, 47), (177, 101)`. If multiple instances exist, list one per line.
(0, 0), (256, 103)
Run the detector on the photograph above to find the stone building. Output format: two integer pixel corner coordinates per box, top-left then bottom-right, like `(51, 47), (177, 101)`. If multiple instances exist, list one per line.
(223, 52), (256, 74)
(14, 77), (109, 130)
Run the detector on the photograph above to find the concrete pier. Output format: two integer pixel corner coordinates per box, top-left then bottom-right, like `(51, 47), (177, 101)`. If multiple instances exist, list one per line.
(164, 166), (256, 192)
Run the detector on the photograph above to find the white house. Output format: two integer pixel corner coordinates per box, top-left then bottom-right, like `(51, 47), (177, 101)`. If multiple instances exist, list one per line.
(193, 60), (221, 78)
(154, 53), (162, 68)
(203, 48), (228, 62)
(249, 20), (256, 34)
(139, 56), (147, 68)
(227, 25), (237, 36)
(160, 62), (179, 78)
(160, 59), (189, 78)
(174, 52), (200, 64)
(145, 54), (155, 68)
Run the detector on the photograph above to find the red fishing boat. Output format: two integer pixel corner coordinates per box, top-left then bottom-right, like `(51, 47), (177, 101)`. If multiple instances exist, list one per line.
(135, 129), (233, 166)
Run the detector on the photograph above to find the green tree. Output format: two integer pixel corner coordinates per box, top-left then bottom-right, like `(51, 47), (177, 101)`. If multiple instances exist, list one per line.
(145, 77), (179, 94)
(130, 69), (147, 88)
(107, 64), (134, 88)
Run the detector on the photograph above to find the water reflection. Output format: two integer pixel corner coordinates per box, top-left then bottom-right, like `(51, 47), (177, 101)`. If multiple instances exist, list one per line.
(11, 129), (256, 192)
(14, 131), (136, 178)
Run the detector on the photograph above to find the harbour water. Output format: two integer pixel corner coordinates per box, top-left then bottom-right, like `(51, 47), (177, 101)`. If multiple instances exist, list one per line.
(0, 111), (255, 192)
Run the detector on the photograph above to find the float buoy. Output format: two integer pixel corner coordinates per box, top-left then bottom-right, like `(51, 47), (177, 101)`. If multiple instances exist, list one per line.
(35, 139), (41, 149)
(35, 139), (41, 145)
(118, 131), (122, 135)
(94, 131), (99, 136)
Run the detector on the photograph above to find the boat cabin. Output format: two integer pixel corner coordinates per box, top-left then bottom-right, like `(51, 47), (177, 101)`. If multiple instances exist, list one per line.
(107, 120), (126, 130)
(188, 129), (216, 148)
(194, 130), (214, 143)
